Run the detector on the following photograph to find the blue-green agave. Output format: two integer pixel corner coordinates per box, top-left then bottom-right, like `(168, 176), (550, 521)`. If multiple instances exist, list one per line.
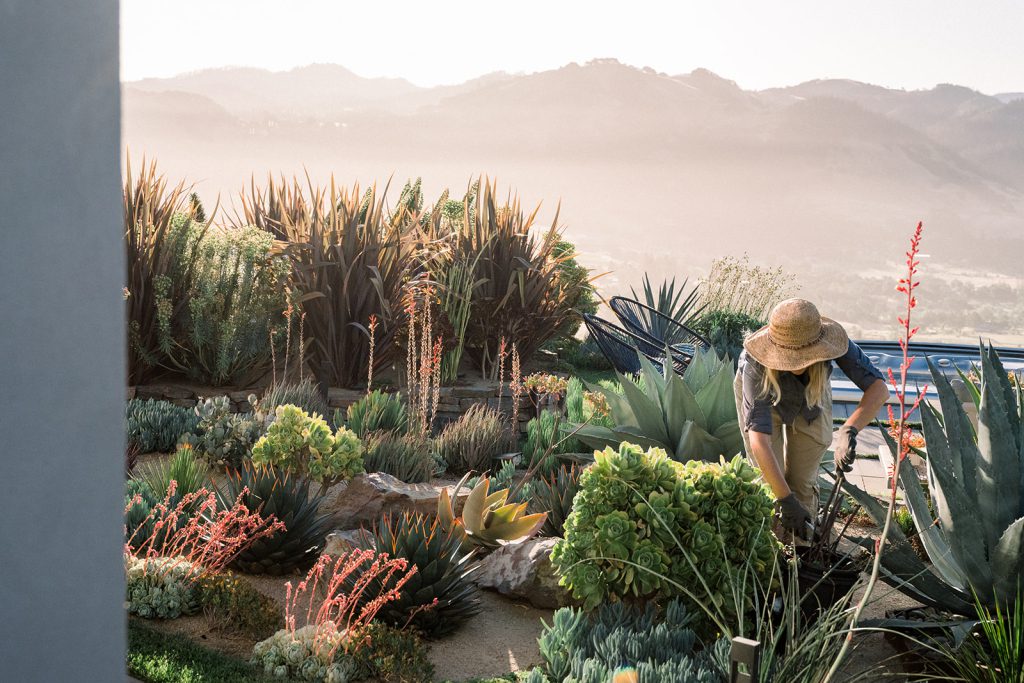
(571, 349), (743, 462)
(845, 343), (1024, 614)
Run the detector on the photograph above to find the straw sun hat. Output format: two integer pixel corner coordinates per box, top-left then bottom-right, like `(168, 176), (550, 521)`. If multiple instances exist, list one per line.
(743, 299), (849, 372)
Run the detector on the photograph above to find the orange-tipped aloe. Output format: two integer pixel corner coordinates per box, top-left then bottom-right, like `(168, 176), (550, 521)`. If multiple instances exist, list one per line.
(438, 473), (547, 550)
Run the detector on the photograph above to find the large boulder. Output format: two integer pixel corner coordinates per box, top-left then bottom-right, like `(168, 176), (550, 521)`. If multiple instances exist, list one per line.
(474, 537), (569, 609)
(323, 528), (375, 557)
(320, 473), (470, 528)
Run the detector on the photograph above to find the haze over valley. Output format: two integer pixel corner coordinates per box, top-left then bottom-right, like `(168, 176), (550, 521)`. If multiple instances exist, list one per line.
(123, 60), (1024, 342)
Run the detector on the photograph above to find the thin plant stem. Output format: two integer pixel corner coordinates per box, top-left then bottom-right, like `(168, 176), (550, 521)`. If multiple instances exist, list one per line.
(822, 221), (925, 683)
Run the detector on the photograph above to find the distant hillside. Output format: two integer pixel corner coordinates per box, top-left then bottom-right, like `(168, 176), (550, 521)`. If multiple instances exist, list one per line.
(121, 60), (1024, 340)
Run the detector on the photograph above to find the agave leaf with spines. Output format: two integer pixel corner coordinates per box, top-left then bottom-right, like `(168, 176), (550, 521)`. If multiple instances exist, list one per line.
(844, 343), (1024, 615)
(571, 349), (742, 462)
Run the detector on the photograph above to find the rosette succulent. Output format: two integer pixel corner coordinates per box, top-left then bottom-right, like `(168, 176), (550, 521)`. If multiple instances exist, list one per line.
(125, 556), (204, 619)
(551, 442), (779, 629)
(251, 624), (354, 682)
(251, 404), (364, 492)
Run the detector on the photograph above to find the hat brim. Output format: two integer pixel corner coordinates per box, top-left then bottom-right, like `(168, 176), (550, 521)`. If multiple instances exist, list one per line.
(743, 318), (849, 372)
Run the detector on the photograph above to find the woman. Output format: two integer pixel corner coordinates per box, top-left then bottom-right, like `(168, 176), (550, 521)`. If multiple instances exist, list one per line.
(733, 299), (889, 539)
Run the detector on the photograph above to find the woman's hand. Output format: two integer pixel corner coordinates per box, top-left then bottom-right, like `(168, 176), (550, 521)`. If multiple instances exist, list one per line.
(778, 493), (813, 539)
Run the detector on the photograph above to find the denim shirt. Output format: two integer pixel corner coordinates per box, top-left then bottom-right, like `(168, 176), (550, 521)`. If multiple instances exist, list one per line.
(738, 340), (884, 434)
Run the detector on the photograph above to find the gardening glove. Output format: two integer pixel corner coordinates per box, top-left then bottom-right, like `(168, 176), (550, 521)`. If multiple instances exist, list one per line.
(833, 425), (858, 473)
(777, 493), (813, 540)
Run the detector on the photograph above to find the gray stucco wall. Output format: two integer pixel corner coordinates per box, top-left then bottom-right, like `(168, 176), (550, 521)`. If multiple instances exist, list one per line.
(0, 1), (126, 680)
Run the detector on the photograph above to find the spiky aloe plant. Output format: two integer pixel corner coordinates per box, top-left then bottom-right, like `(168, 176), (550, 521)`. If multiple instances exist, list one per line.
(571, 348), (743, 463)
(221, 463), (334, 576)
(355, 513), (482, 638)
(529, 464), (582, 537)
(437, 473), (547, 550)
(845, 344), (1024, 615)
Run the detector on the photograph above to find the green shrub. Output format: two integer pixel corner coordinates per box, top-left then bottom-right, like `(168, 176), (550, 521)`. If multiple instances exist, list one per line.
(356, 513), (481, 638)
(550, 443), (779, 630)
(128, 621), (279, 683)
(262, 378), (328, 420)
(198, 572), (284, 639)
(350, 621), (434, 683)
(343, 389), (408, 438)
(126, 556), (204, 620)
(536, 599), (726, 683)
(522, 411), (564, 477)
(551, 240), (598, 340)
(221, 463), (334, 576)
(180, 396), (264, 469)
(693, 309), (764, 364)
(154, 216), (291, 386)
(363, 431), (434, 484)
(126, 399), (199, 453)
(433, 403), (508, 475)
(136, 445), (209, 501)
(251, 404), (364, 491)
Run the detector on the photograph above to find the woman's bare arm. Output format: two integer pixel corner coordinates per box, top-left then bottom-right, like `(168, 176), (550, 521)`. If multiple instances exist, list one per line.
(748, 430), (791, 500)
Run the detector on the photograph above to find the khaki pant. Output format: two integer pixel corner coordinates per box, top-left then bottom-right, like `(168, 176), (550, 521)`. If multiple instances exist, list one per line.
(732, 372), (833, 517)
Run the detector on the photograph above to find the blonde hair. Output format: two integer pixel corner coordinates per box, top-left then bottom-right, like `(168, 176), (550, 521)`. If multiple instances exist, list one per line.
(760, 362), (830, 409)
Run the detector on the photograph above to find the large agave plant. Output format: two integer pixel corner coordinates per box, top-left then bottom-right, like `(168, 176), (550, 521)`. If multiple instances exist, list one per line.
(845, 344), (1024, 615)
(221, 463), (335, 576)
(438, 474), (547, 550)
(572, 349), (743, 462)
(357, 513), (481, 637)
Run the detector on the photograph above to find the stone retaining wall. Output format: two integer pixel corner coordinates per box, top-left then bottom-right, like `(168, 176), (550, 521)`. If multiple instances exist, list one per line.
(127, 383), (535, 434)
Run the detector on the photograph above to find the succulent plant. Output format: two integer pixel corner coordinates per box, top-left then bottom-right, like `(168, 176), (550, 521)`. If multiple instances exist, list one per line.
(571, 350), (743, 463)
(551, 442), (779, 627)
(529, 464), (583, 537)
(356, 513), (481, 637)
(342, 389), (408, 438)
(262, 378), (328, 421)
(362, 431), (434, 484)
(845, 344), (1024, 615)
(537, 598), (726, 683)
(135, 444), (209, 500)
(198, 571), (284, 638)
(523, 410), (569, 477)
(432, 403), (509, 475)
(126, 446), (210, 551)
(221, 463), (335, 576)
(251, 624), (354, 682)
(179, 395), (265, 469)
(437, 473), (547, 550)
(126, 398), (199, 453)
(125, 556), (204, 619)
(251, 404), (364, 492)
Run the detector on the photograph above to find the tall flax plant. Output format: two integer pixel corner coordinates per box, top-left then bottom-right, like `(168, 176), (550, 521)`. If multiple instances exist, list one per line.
(124, 157), (209, 384)
(236, 175), (415, 388)
(424, 178), (580, 379)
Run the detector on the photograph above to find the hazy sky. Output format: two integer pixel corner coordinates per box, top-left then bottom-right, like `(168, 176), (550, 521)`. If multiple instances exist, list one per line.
(121, 0), (1023, 93)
